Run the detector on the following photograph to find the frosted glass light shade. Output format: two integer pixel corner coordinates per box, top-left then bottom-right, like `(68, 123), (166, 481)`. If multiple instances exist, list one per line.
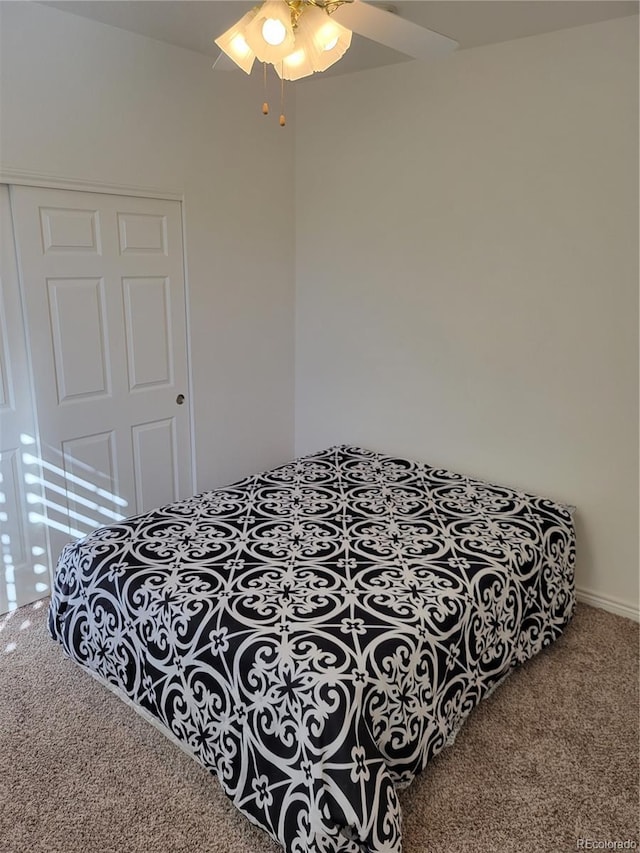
(244, 0), (295, 64)
(214, 9), (258, 74)
(311, 17), (352, 72)
(214, 0), (354, 84)
(274, 48), (316, 81)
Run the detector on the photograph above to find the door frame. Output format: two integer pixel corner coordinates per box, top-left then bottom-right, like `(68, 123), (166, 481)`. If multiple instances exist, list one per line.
(0, 166), (183, 202)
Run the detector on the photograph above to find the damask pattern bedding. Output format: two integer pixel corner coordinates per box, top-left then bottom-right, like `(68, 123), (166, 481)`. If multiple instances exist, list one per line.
(48, 445), (575, 853)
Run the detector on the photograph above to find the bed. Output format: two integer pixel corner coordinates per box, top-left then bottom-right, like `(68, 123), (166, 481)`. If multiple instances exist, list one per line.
(48, 444), (575, 853)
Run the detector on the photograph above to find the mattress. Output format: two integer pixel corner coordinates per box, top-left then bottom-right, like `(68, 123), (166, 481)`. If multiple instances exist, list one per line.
(48, 444), (576, 853)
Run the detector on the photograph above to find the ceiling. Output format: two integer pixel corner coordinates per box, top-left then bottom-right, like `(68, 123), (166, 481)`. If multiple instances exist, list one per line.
(43, 1), (639, 77)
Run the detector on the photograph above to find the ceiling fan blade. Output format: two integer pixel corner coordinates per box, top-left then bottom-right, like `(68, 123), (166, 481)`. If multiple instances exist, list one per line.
(333, 1), (458, 60)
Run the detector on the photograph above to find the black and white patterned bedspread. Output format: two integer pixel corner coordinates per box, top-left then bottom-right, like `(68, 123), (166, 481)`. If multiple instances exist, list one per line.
(49, 445), (575, 853)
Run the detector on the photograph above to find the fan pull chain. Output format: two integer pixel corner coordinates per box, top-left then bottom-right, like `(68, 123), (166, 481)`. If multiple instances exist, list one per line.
(279, 67), (286, 127)
(262, 62), (269, 115)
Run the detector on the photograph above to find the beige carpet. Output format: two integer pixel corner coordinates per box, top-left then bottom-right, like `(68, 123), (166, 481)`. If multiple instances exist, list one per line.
(0, 600), (638, 853)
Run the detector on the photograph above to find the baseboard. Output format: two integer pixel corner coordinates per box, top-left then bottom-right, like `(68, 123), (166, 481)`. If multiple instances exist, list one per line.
(576, 586), (639, 622)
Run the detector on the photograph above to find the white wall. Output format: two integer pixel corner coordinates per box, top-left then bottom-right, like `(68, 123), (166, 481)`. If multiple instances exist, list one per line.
(0, 1), (296, 489)
(295, 17), (639, 614)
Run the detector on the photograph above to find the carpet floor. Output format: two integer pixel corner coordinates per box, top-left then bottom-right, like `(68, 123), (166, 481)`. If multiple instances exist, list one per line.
(0, 599), (637, 853)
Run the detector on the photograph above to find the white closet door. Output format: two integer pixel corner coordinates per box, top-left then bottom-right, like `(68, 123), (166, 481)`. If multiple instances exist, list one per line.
(10, 186), (193, 571)
(0, 185), (49, 612)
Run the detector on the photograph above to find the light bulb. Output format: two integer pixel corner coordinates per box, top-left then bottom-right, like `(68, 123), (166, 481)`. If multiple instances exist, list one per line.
(323, 35), (339, 51)
(262, 18), (286, 46)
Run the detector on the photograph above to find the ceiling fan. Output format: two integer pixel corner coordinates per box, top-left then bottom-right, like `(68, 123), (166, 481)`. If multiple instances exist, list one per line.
(212, 0), (458, 79)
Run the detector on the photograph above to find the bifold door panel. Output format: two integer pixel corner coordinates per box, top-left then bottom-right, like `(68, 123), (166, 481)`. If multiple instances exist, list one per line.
(3, 186), (192, 609)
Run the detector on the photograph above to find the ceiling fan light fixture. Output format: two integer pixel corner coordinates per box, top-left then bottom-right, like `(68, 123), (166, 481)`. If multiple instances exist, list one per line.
(214, 0), (392, 123)
(215, 1), (354, 80)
